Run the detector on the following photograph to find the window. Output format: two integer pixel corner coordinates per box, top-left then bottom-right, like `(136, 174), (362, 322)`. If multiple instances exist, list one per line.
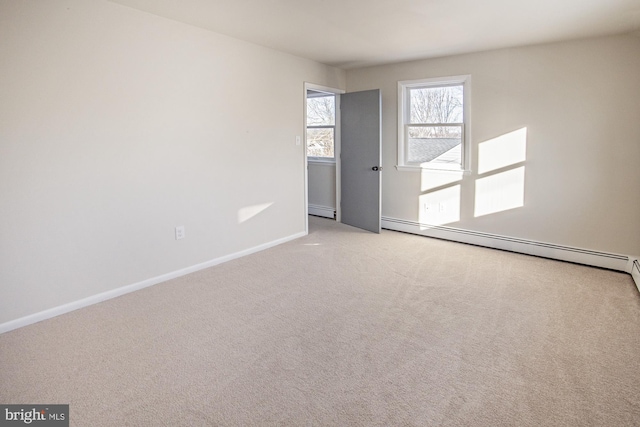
(398, 75), (470, 171)
(306, 92), (336, 160)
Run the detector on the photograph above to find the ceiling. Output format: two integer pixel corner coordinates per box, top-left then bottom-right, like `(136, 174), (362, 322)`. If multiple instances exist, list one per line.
(110, 0), (640, 69)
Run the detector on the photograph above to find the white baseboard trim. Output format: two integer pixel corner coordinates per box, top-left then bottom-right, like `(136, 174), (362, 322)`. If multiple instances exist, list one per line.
(308, 204), (335, 219)
(0, 231), (307, 335)
(382, 216), (630, 272)
(631, 259), (640, 293)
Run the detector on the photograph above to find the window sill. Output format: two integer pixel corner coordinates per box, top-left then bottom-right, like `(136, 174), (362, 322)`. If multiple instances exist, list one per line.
(308, 158), (336, 165)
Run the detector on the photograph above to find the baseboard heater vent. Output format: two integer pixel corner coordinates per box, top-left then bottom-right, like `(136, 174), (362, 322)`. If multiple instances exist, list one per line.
(308, 204), (336, 220)
(632, 260), (640, 293)
(381, 216), (629, 272)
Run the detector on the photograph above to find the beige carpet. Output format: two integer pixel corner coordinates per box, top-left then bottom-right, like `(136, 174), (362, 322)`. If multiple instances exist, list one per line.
(1, 216), (639, 426)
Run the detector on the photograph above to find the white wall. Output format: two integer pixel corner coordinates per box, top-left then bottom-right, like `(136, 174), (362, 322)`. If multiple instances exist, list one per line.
(346, 35), (640, 258)
(0, 0), (345, 325)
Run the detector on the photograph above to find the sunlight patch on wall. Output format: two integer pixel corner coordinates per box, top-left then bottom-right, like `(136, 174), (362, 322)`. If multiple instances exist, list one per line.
(238, 202), (274, 224)
(419, 185), (461, 227)
(474, 167), (525, 217)
(478, 128), (527, 174)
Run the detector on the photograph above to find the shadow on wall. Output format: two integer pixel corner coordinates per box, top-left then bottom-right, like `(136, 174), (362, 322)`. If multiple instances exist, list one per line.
(419, 127), (527, 228)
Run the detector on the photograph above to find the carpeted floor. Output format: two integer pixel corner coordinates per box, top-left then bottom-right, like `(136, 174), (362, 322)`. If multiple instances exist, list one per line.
(1, 216), (639, 426)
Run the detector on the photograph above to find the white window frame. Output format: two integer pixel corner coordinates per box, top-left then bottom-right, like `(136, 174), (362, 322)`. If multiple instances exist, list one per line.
(306, 91), (337, 164)
(397, 75), (471, 172)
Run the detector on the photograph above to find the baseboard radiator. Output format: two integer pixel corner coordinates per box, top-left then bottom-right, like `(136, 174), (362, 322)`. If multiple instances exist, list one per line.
(381, 216), (635, 276)
(632, 260), (640, 293)
(308, 204), (336, 219)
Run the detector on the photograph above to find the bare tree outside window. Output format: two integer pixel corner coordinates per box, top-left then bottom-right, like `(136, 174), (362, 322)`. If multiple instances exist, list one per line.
(307, 94), (335, 158)
(307, 95), (335, 126)
(410, 86), (463, 127)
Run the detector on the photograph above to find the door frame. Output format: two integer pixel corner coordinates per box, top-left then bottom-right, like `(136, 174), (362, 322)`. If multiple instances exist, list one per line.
(303, 82), (345, 234)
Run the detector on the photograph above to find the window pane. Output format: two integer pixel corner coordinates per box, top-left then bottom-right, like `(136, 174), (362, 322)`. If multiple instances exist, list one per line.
(307, 95), (335, 126)
(408, 126), (461, 165)
(307, 128), (334, 158)
(409, 85), (463, 124)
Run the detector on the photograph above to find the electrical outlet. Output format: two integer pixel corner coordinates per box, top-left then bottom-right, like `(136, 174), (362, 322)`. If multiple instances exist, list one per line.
(439, 203), (446, 213)
(175, 225), (185, 240)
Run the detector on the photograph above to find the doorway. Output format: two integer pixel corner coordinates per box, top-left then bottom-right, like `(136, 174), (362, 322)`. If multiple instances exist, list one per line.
(303, 83), (382, 234)
(304, 83), (344, 234)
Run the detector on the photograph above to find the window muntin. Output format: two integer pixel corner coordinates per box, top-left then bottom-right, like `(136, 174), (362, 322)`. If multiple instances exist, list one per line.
(306, 94), (335, 159)
(398, 77), (469, 171)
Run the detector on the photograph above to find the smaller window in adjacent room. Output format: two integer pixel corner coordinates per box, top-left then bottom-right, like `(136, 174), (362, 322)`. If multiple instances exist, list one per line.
(306, 92), (336, 160)
(398, 75), (470, 171)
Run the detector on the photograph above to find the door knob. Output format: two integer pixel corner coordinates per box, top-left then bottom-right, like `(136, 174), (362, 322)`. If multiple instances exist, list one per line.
(372, 166), (383, 171)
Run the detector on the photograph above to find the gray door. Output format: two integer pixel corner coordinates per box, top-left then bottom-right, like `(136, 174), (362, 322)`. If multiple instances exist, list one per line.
(340, 89), (382, 233)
